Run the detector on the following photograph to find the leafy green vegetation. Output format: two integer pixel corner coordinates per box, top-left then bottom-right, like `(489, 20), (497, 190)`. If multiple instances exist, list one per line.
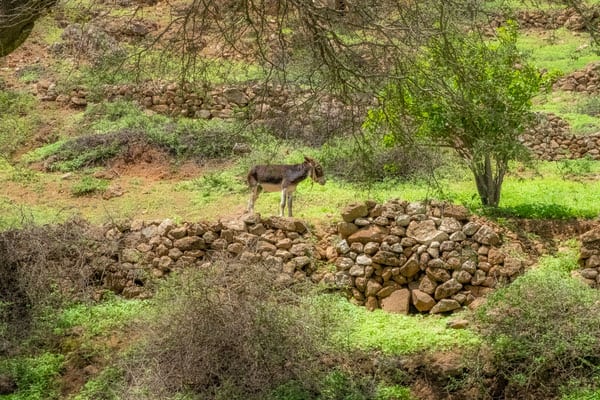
(71, 367), (125, 400)
(0, 353), (64, 400)
(473, 245), (600, 398)
(24, 101), (258, 172)
(70, 175), (109, 196)
(53, 295), (149, 338)
(316, 294), (479, 355)
(368, 22), (544, 207)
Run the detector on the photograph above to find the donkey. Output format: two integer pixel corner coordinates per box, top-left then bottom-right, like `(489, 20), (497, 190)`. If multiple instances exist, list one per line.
(247, 156), (326, 217)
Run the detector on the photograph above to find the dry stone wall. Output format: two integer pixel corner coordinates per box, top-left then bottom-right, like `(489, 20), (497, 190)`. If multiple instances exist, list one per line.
(98, 200), (527, 315)
(520, 113), (600, 160)
(36, 80), (365, 144)
(491, 7), (599, 31)
(577, 226), (600, 288)
(326, 200), (525, 314)
(100, 214), (319, 299)
(554, 62), (600, 94)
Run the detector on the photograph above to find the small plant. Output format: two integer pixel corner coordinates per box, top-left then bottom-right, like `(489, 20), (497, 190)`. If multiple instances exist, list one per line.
(16, 65), (43, 84)
(576, 96), (600, 117)
(8, 166), (40, 184)
(319, 369), (370, 400)
(72, 366), (125, 400)
(71, 176), (109, 196)
(375, 384), (415, 400)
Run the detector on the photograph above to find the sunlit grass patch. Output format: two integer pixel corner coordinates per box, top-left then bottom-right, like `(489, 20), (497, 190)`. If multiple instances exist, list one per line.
(519, 28), (597, 74)
(53, 296), (150, 338)
(499, 161), (600, 218)
(314, 294), (480, 355)
(534, 91), (600, 134)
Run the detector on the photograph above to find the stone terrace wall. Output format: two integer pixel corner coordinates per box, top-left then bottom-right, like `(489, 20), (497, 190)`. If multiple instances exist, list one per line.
(101, 214), (320, 299)
(577, 227), (600, 288)
(553, 62), (600, 94)
(325, 200), (525, 314)
(36, 80), (365, 144)
(520, 113), (600, 160)
(491, 7), (599, 31)
(99, 200), (526, 315)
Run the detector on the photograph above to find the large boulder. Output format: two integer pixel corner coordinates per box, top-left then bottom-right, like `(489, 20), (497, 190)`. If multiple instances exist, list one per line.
(380, 289), (411, 314)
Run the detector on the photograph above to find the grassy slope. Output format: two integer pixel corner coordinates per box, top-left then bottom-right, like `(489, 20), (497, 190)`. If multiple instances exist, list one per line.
(2, 3), (600, 400)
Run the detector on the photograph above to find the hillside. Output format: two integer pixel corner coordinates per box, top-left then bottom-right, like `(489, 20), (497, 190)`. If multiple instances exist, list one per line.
(2, 1), (600, 400)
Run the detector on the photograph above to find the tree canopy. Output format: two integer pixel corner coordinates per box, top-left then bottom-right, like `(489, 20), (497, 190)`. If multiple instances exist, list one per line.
(366, 22), (546, 207)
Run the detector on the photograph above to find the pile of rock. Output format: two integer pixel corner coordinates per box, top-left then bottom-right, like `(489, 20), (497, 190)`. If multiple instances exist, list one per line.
(553, 62), (600, 94)
(491, 7), (597, 31)
(520, 113), (600, 160)
(101, 214), (318, 299)
(325, 200), (525, 314)
(576, 226), (600, 288)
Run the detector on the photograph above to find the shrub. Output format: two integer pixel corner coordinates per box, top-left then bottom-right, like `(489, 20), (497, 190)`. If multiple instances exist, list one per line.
(319, 136), (443, 184)
(576, 95), (600, 117)
(0, 220), (115, 352)
(0, 90), (39, 158)
(472, 249), (600, 398)
(124, 261), (329, 399)
(37, 101), (254, 170)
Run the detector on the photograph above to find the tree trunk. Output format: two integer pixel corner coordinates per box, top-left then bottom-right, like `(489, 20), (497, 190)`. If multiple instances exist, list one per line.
(0, 0), (58, 57)
(471, 154), (505, 208)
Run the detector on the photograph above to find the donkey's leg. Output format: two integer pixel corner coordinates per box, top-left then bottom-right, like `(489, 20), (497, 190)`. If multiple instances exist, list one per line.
(248, 185), (260, 213)
(280, 188), (287, 217)
(287, 193), (293, 217)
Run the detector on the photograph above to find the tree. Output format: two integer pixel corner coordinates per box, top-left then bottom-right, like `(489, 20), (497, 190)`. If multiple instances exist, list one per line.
(0, 0), (57, 57)
(366, 21), (544, 207)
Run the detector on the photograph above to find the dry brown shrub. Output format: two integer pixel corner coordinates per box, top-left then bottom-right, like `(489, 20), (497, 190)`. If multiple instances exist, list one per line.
(123, 259), (327, 399)
(0, 218), (117, 353)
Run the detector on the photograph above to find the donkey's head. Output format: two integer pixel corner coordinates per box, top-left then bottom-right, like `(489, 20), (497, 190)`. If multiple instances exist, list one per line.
(304, 156), (326, 185)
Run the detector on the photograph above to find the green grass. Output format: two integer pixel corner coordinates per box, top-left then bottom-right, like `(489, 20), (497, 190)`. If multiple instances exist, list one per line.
(314, 294), (479, 355)
(519, 29), (598, 75)
(534, 91), (600, 134)
(497, 160), (600, 218)
(71, 367), (125, 400)
(53, 295), (149, 338)
(0, 90), (39, 157)
(71, 175), (110, 196)
(562, 388), (600, 400)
